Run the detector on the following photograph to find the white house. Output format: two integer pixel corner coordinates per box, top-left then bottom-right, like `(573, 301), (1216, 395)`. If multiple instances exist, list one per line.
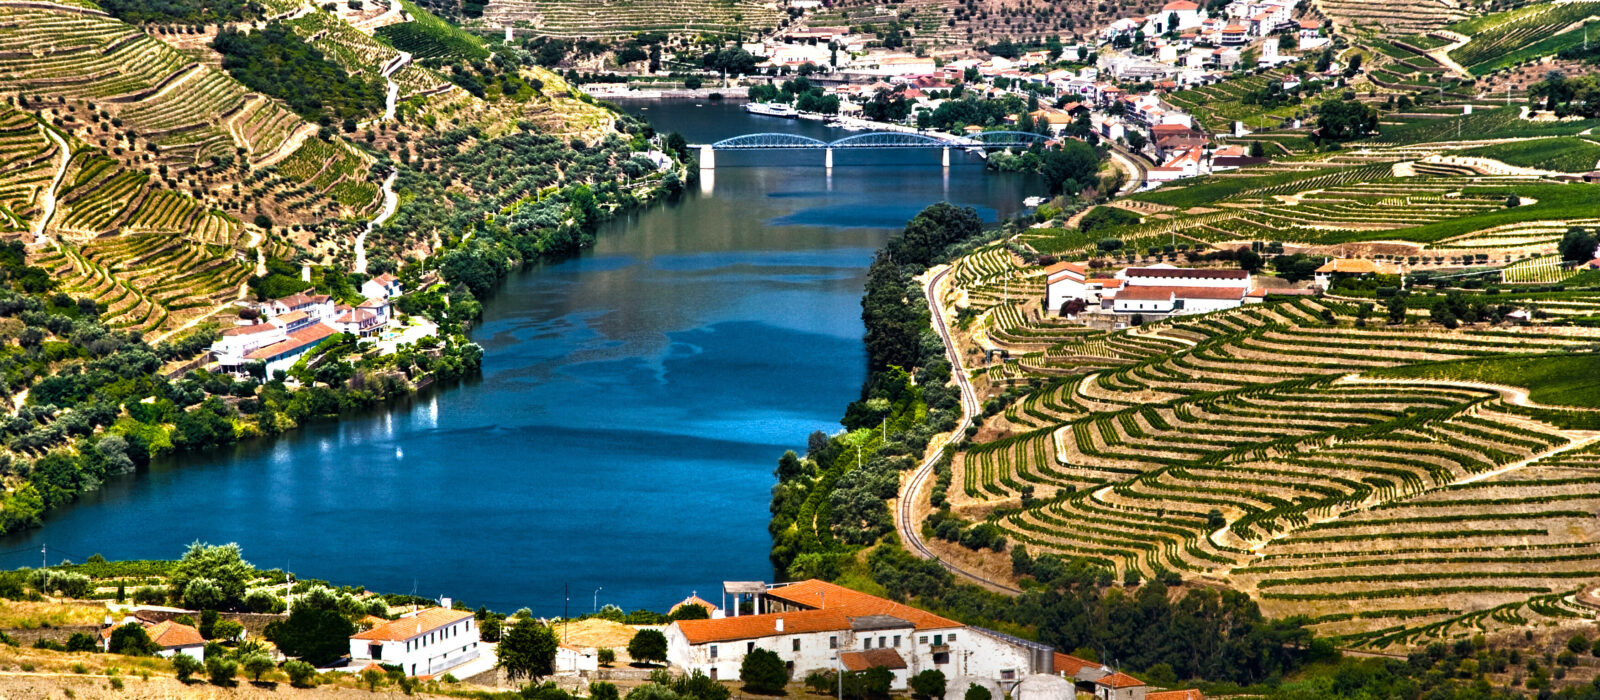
(1110, 285), (1249, 315)
(245, 322), (339, 376)
(350, 605), (480, 677)
(1159, 0), (1204, 31)
(361, 273), (403, 300)
(264, 292), (336, 321)
(100, 619), (205, 662)
(1044, 262), (1088, 314)
(558, 644), (601, 673)
(211, 323), (287, 372)
(664, 580), (1052, 687)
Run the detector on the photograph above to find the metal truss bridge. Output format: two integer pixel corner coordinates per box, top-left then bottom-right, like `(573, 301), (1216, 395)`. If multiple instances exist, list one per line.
(691, 130), (1052, 168)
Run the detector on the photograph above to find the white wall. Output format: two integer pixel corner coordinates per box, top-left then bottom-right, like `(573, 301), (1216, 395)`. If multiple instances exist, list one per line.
(1046, 278), (1086, 315)
(350, 618), (482, 676)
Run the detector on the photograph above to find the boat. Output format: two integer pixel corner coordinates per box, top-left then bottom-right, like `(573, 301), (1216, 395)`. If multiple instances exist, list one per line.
(1023, 196), (1047, 207)
(743, 102), (799, 118)
(797, 111), (826, 121)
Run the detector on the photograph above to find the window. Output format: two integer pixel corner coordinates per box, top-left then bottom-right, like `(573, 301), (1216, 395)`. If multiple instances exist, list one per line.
(830, 636), (838, 649)
(371, 644), (383, 660)
(878, 636), (886, 648)
(893, 635), (901, 648)
(747, 642), (755, 654)
(710, 668), (718, 680)
(711, 646), (718, 659)
(947, 633), (957, 642)
(933, 635), (943, 646)
(1001, 670), (1015, 681)
(919, 636), (928, 644)
(793, 639), (800, 652)
(863, 638), (872, 650)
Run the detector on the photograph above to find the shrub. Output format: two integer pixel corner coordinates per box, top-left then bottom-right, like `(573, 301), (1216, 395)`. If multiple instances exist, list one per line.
(627, 629), (668, 665)
(172, 653), (202, 682)
(206, 656), (238, 685)
(740, 648), (788, 694)
(283, 659), (316, 687)
(910, 669), (946, 700)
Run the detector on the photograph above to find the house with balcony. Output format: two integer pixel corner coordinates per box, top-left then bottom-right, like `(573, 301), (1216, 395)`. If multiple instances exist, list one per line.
(349, 604), (480, 677)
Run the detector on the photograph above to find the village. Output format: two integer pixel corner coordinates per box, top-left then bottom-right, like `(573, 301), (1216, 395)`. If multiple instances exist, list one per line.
(583, 0), (1334, 187)
(28, 567), (1208, 700)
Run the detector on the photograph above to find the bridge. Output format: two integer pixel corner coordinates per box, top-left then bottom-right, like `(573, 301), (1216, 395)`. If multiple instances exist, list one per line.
(691, 130), (1052, 168)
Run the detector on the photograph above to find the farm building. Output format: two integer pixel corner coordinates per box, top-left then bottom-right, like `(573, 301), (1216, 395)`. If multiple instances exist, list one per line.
(349, 604), (481, 677)
(663, 580), (1052, 687)
(99, 618), (205, 661)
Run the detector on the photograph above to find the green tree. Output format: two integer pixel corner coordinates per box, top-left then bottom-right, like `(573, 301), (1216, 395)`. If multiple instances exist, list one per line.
(963, 684), (992, 700)
(1386, 294), (1408, 324)
(598, 647), (617, 666)
(498, 618), (559, 681)
(65, 632), (97, 652)
(263, 607), (355, 666)
(206, 655), (239, 685)
(740, 648), (789, 693)
(172, 653), (203, 682)
(1559, 228), (1598, 263)
(241, 652), (275, 681)
(108, 622), (157, 655)
(360, 667), (385, 691)
(170, 542), (254, 609)
(628, 629), (669, 665)
(1314, 99), (1378, 141)
(592, 681), (621, 700)
(909, 669), (946, 699)
(283, 659), (317, 687)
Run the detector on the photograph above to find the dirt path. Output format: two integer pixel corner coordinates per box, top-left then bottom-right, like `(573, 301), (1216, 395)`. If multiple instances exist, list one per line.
(354, 170), (398, 273)
(894, 265), (1021, 595)
(1426, 32), (1470, 78)
(32, 125), (71, 243)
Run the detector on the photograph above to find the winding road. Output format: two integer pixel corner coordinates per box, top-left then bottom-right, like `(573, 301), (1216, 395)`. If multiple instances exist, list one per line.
(354, 170), (399, 273)
(894, 265), (1022, 594)
(33, 125), (71, 244)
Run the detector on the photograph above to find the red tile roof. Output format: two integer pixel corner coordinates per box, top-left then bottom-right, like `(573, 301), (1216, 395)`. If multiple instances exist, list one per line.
(1096, 672), (1146, 689)
(244, 322), (337, 361)
(147, 621), (205, 648)
(1117, 285), (1247, 301)
(840, 649), (907, 671)
(352, 608), (474, 642)
(1125, 267), (1250, 280)
(1045, 261), (1087, 277)
(222, 323), (278, 337)
(671, 595), (720, 616)
(1162, 0), (1199, 10)
(372, 273), (399, 285)
(1148, 691), (1204, 700)
(1053, 652), (1097, 676)
(674, 580), (960, 645)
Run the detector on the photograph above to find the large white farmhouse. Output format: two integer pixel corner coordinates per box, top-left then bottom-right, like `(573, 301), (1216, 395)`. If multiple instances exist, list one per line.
(664, 580), (1052, 689)
(1047, 264), (1254, 319)
(349, 605), (481, 677)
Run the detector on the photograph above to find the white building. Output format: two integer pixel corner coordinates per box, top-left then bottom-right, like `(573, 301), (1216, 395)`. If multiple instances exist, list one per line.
(1106, 266), (1252, 316)
(100, 619), (205, 662)
(264, 292), (336, 321)
(1044, 262), (1088, 314)
(211, 323), (288, 371)
(350, 606), (481, 677)
(361, 273), (403, 300)
(1159, 0), (1204, 31)
(664, 580), (1052, 687)
(244, 322), (339, 376)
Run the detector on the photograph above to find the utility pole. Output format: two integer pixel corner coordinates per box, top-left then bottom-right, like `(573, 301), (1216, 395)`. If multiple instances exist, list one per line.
(41, 544), (46, 569)
(594, 587), (602, 614)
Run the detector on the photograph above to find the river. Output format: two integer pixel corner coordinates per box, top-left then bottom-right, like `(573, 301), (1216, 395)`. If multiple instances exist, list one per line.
(0, 100), (1039, 614)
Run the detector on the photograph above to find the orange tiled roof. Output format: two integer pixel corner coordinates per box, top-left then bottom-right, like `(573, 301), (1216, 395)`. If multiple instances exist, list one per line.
(1097, 672), (1146, 689)
(675, 580), (959, 645)
(1148, 691), (1204, 700)
(147, 621), (205, 648)
(672, 595), (720, 616)
(840, 648), (907, 671)
(352, 608), (473, 642)
(222, 323), (278, 337)
(1053, 652), (1097, 676)
(245, 322), (337, 361)
(1116, 284), (1247, 301)
(1045, 261), (1087, 277)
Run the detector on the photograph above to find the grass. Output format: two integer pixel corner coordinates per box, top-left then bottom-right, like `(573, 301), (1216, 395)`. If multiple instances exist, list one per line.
(0, 601), (111, 629)
(1366, 353), (1600, 408)
(1323, 182), (1600, 244)
(1459, 137), (1600, 173)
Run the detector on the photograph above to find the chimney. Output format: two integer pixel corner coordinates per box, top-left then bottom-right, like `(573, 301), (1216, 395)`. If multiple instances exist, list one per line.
(776, 618), (784, 632)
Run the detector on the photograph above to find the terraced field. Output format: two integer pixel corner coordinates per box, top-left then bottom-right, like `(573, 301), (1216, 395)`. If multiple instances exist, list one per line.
(1316, 0), (1471, 38)
(476, 0), (784, 39)
(937, 260), (1600, 645)
(33, 234), (252, 333)
(1445, 1), (1600, 76)
(0, 106), (63, 233)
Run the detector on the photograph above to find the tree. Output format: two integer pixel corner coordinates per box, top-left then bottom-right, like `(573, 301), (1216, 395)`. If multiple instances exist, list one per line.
(206, 655), (239, 685)
(1313, 99), (1378, 141)
(1040, 140), (1102, 196)
(65, 632), (97, 652)
(1237, 248), (1263, 273)
(964, 684), (992, 700)
(170, 542), (254, 609)
(910, 669), (946, 700)
(263, 607), (355, 666)
(283, 659), (317, 687)
(172, 653), (203, 682)
(184, 578), (225, 610)
(1386, 294), (1408, 325)
(241, 652), (275, 681)
(740, 648), (789, 693)
(498, 618), (559, 681)
(109, 622), (157, 655)
(628, 629), (669, 665)
(360, 667), (385, 691)
(598, 648), (617, 666)
(1559, 228), (1598, 263)
(670, 603), (711, 621)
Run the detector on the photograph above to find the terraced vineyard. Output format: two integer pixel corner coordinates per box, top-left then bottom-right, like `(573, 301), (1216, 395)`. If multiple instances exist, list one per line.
(475, 0), (785, 39)
(0, 106), (63, 233)
(33, 234), (253, 333)
(936, 258), (1600, 646)
(1445, 1), (1600, 76)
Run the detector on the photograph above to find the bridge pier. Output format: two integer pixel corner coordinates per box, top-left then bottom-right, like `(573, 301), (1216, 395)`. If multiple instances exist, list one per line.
(699, 145), (715, 170)
(824, 147), (833, 170)
(942, 146), (950, 168)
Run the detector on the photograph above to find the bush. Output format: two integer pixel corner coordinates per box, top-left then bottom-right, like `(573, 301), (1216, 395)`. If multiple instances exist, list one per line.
(205, 656), (238, 685)
(284, 659), (316, 687)
(740, 648), (789, 694)
(627, 629), (668, 665)
(172, 653), (203, 682)
(598, 648), (616, 666)
(910, 669), (946, 700)
(964, 684), (992, 700)
(241, 652), (275, 681)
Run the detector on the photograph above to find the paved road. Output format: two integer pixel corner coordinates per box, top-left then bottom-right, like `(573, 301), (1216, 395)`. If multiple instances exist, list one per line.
(894, 265), (1022, 595)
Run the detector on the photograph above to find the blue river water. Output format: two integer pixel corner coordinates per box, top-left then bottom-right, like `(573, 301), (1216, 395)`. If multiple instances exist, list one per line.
(0, 100), (1039, 614)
